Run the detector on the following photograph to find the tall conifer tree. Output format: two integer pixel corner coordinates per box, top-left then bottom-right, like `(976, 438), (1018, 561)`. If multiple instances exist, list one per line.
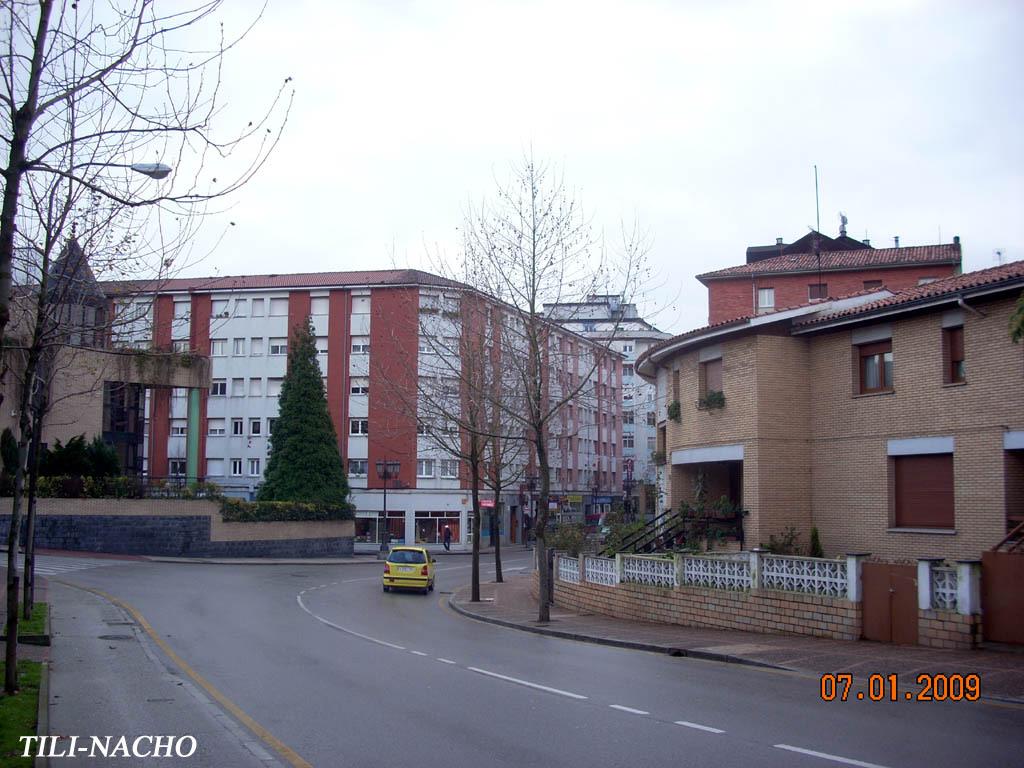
(259, 318), (351, 506)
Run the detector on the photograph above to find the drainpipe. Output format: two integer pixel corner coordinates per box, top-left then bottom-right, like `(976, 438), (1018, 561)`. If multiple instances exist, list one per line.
(957, 296), (986, 318)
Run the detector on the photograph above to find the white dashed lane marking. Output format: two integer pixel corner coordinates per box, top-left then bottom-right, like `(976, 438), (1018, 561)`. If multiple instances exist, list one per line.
(410, 651), (428, 657)
(436, 658), (457, 665)
(609, 705), (649, 715)
(466, 667), (588, 700)
(773, 744), (890, 768)
(675, 721), (725, 734)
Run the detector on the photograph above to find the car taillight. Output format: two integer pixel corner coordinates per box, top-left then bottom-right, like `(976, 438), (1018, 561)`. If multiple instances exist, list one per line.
(420, 565), (428, 576)
(384, 563), (390, 573)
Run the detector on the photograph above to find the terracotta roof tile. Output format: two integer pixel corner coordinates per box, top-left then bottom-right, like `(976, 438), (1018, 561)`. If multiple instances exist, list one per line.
(696, 243), (961, 281)
(794, 259), (1024, 328)
(101, 268), (464, 294)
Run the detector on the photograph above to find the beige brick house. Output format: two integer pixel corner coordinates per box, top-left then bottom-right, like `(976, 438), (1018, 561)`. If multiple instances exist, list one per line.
(636, 261), (1024, 561)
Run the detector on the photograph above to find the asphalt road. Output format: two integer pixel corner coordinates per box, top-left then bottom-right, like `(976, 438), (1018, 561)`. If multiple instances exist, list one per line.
(30, 551), (1024, 768)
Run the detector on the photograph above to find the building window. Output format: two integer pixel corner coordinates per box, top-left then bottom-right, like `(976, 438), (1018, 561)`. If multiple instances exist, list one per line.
(268, 418), (278, 435)
(700, 358), (723, 396)
(757, 287), (775, 312)
(211, 299), (228, 317)
(316, 336), (328, 355)
(250, 418), (262, 436)
(858, 341), (893, 394)
(269, 297), (288, 316)
(210, 338), (226, 356)
(234, 298), (248, 317)
(348, 459), (368, 477)
(646, 411), (656, 426)
(311, 297), (329, 316)
(417, 459), (435, 478)
(351, 338), (370, 354)
(350, 378), (369, 395)
(623, 434), (635, 449)
(269, 338), (287, 356)
(893, 454), (954, 528)
(350, 418), (369, 435)
(250, 337), (264, 356)
(249, 378), (263, 397)
(206, 459), (223, 476)
(622, 410), (634, 424)
(230, 458), (243, 477)
(231, 378), (245, 397)
(231, 418), (243, 436)
(917, 277), (938, 286)
(267, 378), (283, 397)
(863, 279), (883, 290)
(173, 301), (190, 320)
(233, 338), (246, 356)
(623, 364), (634, 378)
(172, 339), (189, 353)
(169, 459), (186, 476)
(248, 458), (261, 476)
(170, 420), (187, 436)
(943, 326), (965, 384)
(621, 343), (634, 354)
(208, 419), (226, 436)
(251, 298), (265, 317)
(211, 379), (227, 396)
(808, 283), (828, 301)
(439, 459), (459, 479)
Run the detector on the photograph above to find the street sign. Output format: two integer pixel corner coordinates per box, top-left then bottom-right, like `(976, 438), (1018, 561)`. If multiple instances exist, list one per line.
(481, 499), (495, 508)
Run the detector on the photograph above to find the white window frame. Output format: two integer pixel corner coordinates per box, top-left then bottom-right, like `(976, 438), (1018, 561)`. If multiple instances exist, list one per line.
(348, 459), (368, 477)
(269, 338), (287, 356)
(250, 337), (264, 356)
(231, 418), (244, 436)
(211, 380), (227, 396)
(349, 418), (369, 435)
(249, 378), (263, 397)
(232, 338), (246, 356)
(250, 418), (262, 436)
(208, 419), (226, 436)
(439, 459), (459, 479)
(170, 420), (188, 436)
(251, 298), (265, 317)
(231, 378), (245, 397)
(230, 458), (244, 477)
(210, 338), (227, 357)
(269, 297), (288, 317)
(169, 458), (187, 476)
(248, 458), (261, 476)
(757, 287), (775, 312)
(417, 458), (435, 478)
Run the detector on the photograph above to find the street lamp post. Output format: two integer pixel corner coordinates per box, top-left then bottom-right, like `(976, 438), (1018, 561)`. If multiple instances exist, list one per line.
(622, 472), (636, 523)
(376, 459), (400, 559)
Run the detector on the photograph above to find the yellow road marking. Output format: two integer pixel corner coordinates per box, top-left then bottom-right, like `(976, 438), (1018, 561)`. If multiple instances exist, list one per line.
(58, 582), (312, 768)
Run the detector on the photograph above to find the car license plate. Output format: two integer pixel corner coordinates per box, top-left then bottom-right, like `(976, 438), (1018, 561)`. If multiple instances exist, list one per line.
(399, 566), (413, 573)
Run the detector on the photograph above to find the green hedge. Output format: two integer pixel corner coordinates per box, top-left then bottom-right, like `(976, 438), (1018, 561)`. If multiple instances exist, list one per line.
(219, 497), (354, 523)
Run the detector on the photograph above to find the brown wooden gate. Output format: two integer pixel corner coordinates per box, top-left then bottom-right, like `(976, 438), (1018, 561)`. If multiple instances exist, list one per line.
(982, 551), (1024, 644)
(862, 563), (918, 644)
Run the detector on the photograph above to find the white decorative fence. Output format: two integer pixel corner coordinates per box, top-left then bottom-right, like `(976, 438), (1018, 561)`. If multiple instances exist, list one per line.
(584, 555), (619, 586)
(622, 555), (676, 587)
(760, 554), (848, 597)
(557, 554), (580, 584)
(930, 567), (958, 612)
(682, 554), (752, 590)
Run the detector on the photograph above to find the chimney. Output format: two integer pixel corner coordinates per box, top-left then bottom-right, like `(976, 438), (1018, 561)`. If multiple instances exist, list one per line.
(894, 236), (900, 248)
(776, 237), (784, 245)
(953, 235), (960, 245)
(863, 238), (870, 246)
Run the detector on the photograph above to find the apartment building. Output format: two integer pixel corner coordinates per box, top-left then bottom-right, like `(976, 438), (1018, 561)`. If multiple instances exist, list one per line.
(105, 269), (621, 550)
(637, 260), (1024, 561)
(544, 295), (670, 519)
(698, 229), (962, 324)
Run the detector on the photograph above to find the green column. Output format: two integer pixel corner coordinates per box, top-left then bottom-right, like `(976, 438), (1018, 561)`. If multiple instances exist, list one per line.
(186, 387), (201, 483)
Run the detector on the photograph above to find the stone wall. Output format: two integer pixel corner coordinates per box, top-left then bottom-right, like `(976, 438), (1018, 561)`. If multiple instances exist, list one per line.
(0, 498), (354, 558)
(918, 608), (981, 650)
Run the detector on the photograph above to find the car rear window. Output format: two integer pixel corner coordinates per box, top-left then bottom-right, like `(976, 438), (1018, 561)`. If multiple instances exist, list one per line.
(388, 550), (426, 564)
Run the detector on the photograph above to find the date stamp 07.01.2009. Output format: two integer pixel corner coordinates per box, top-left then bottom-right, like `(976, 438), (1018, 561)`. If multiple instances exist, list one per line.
(819, 673), (981, 702)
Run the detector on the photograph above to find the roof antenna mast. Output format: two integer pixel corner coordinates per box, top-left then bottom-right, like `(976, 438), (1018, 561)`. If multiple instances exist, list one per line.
(814, 165), (821, 233)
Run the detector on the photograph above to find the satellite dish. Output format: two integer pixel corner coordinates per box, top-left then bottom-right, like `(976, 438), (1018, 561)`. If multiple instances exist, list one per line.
(130, 162), (172, 180)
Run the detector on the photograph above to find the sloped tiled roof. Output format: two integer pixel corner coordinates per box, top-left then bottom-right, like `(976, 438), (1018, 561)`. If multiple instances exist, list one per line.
(697, 243), (961, 282)
(101, 268), (465, 295)
(794, 259), (1024, 329)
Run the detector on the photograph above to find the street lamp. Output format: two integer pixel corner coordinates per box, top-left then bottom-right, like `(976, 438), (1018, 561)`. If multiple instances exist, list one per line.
(622, 473), (636, 523)
(129, 162), (173, 180)
(376, 459), (400, 558)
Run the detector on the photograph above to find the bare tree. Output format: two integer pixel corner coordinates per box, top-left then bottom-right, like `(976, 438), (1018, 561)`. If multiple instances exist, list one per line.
(459, 157), (648, 623)
(1, 0), (291, 694)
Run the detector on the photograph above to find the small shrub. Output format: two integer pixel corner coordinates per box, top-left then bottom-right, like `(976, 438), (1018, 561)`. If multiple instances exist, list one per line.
(181, 481), (222, 500)
(548, 522), (585, 556)
(762, 526), (802, 555)
(698, 390), (726, 410)
(809, 526), (824, 558)
(667, 400), (681, 422)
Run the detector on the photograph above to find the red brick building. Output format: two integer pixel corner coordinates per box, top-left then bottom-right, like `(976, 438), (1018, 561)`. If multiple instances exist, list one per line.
(698, 231), (962, 324)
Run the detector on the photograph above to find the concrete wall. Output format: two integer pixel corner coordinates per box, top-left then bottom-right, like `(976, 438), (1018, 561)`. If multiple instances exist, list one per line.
(0, 498), (354, 558)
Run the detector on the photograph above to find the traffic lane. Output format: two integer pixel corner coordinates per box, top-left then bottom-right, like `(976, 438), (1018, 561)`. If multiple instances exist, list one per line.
(57, 563), (779, 768)
(302, 575), (1024, 768)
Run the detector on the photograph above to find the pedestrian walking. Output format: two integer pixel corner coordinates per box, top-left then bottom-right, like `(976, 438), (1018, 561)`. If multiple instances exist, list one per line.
(443, 525), (452, 551)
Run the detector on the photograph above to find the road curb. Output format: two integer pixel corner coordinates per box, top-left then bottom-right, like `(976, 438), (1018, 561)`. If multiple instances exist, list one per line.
(34, 661), (50, 768)
(145, 556), (377, 565)
(446, 593), (786, 671)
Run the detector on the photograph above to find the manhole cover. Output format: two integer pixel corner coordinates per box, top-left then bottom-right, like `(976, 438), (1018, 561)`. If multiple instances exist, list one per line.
(98, 634), (133, 641)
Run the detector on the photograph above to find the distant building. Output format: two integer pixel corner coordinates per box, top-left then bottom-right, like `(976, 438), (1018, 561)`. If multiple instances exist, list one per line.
(545, 295), (670, 519)
(698, 227), (962, 325)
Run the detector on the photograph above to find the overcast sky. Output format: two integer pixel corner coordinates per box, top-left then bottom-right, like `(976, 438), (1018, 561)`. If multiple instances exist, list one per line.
(186, 0), (1023, 334)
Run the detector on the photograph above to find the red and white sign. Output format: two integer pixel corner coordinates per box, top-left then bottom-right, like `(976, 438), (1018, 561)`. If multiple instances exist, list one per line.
(480, 499), (496, 508)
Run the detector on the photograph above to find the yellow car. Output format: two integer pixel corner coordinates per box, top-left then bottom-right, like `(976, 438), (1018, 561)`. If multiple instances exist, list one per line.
(382, 546), (436, 594)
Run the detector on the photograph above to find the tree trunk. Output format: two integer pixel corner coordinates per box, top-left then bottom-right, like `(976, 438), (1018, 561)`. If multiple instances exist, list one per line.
(494, 503), (503, 583)
(4, 436), (29, 694)
(470, 450), (481, 603)
(22, 407), (44, 617)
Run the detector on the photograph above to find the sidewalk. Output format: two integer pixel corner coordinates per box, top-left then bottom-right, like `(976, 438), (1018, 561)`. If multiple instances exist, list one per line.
(450, 572), (1024, 704)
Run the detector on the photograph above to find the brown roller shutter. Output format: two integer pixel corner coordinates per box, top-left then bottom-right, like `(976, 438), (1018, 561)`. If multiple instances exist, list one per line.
(894, 454), (954, 528)
(704, 358), (723, 392)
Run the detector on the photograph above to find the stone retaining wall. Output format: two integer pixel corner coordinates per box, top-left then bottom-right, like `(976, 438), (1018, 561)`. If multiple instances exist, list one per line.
(550, 572), (861, 641)
(918, 608), (981, 650)
(0, 498), (354, 558)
